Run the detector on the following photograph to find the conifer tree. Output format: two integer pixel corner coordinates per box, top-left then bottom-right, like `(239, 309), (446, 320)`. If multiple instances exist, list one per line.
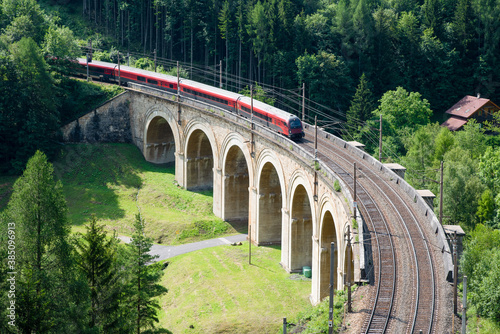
(346, 73), (375, 131)
(74, 215), (124, 332)
(6, 150), (76, 332)
(128, 214), (168, 334)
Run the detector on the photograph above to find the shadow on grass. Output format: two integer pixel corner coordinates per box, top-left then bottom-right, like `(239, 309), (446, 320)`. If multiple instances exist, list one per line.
(53, 143), (172, 226)
(225, 218), (250, 234)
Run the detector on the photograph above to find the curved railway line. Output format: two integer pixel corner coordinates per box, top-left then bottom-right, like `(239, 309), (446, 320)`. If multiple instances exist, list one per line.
(300, 127), (439, 333)
(117, 81), (452, 333)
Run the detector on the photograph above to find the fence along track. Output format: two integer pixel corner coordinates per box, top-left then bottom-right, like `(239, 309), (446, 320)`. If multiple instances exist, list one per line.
(300, 128), (436, 333)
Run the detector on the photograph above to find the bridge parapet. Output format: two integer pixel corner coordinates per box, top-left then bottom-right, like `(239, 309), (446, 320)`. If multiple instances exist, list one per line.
(314, 125), (453, 281)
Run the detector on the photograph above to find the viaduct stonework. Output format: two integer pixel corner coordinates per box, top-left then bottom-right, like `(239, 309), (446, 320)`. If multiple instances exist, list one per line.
(62, 83), (452, 307)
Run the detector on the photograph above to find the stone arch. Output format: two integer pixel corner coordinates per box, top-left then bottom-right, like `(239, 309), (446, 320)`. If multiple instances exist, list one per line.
(255, 150), (286, 245)
(143, 107), (180, 164)
(184, 121), (218, 191)
(318, 204), (339, 300)
(288, 171), (315, 272)
(220, 134), (253, 222)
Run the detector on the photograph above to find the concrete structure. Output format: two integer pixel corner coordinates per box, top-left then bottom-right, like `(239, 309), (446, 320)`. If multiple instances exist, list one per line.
(62, 83), (453, 303)
(417, 189), (436, 210)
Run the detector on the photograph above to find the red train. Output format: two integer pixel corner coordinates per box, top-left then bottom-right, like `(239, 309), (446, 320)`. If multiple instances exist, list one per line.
(76, 59), (305, 140)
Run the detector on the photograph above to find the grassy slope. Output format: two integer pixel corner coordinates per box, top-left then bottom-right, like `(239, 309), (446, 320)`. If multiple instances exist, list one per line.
(1, 143), (345, 333)
(159, 243), (345, 334)
(52, 143), (241, 244)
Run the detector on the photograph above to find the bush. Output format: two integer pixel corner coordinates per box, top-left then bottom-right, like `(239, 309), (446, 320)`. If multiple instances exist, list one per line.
(333, 180), (341, 192)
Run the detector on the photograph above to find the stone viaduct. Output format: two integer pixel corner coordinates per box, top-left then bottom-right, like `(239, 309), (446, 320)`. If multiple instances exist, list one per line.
(62, 83), (451, 306)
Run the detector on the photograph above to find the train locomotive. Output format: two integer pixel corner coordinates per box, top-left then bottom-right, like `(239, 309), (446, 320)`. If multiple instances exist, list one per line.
(76, 58), (305, 140)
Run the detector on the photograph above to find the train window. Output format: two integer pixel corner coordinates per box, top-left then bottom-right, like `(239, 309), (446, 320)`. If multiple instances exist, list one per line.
(94, 67), (104, 73)
(137, 76), (146, 82)
(148, 79), (158, 84)
(290, 118), (302, 129)
(169, 84), (173, 88)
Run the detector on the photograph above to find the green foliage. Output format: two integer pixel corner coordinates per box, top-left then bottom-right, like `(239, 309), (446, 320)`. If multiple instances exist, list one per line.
(42, 24), (80, 59)
(461, 225), (500, 321)
(73, 215), (124, 332)
(296, 51), (353, 112)
(478, 146), (500, 195)
(346, 73), (375, 131)
(454, 119), (488, 159)
(135, 57), (155, 70)
(239, 84), (275, 106)
(5, 37), (59, 172)
(285, 291), (346, 333)
(127, 214), (169, 333)
(374, 87), (432, 133)
(433, 127), (455, 162)
(177, 219), (230, 241)
(476, 189), (495, 225)
(4, 151), (82, 332)
(401, 123), (440, 188)
(442, 147), (485, 230)
(56, 77), (124, 124)
(333, 180), (341, 192)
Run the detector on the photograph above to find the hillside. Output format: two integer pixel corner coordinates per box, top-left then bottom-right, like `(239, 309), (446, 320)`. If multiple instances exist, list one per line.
(0, 143), (242, 245)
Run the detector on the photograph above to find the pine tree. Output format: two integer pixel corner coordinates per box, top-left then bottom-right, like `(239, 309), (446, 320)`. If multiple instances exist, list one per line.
(74, 215), (125, 332)
(346, 73), (375, 131)
(128, 214), (168, 334)
(6, 150), (75, 332)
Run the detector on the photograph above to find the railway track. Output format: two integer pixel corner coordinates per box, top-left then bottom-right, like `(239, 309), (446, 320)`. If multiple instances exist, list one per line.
(299, 127), (437, 333)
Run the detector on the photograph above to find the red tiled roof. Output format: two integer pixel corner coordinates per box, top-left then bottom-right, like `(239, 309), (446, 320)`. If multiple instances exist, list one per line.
(445, 95), (499, 118)
(441, 116), (468, 131)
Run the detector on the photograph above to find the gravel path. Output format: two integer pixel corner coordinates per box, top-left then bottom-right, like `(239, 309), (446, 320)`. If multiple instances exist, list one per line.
(117, 234), (248, 262)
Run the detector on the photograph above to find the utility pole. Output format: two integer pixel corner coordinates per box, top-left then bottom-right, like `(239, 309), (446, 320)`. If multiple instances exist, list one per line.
(250, 85), (255, 158)
(328, 241), (335, 334)
(378, 114), (382, 162)
(249, 225), (252, 265)
(127, 52), (130, 66)
(353, 163), (357, 209)
(302, 83), (305, 121)
(219, 60), (223, 88)
(314, 116), (318, 160)
(177, 61), (181, 125)
(453, 231), (458, 315)
(347, 225), (352, 312)
(314, 116), (318, 201)
(86, 52), (89, 81)
(462, 276), (467, 334)
(283, 318), (287, 334)
(153, 49), (157, 72)
(439, 161), (444, 226)
(117, 51), (121, 86)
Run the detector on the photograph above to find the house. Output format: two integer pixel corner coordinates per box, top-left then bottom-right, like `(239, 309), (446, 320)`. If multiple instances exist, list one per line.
(441, 95), (500, 131)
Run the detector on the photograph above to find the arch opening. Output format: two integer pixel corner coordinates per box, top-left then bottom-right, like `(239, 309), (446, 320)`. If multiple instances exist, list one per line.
(224, 146), (249, 222)
(145, 116), (175, 164)
(290, 184), (313, 272)
(320, 211), (337, 300)
(186, 129), (213, 191)
(258, 162), (282, 244)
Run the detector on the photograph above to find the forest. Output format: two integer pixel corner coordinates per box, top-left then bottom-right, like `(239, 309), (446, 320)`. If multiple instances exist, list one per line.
(1, 0), (500, 332)
(72, 0), (500, 115)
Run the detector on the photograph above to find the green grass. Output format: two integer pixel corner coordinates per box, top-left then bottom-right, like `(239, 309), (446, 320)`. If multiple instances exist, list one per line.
(0, 142), (241, 243)
(51, 143), (241, 244)
(465, 305), (500, 334)
(158, 243), (345, 334)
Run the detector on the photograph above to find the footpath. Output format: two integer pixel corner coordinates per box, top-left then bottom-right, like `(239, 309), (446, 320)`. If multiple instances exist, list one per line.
(117, 234), (248, 262)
